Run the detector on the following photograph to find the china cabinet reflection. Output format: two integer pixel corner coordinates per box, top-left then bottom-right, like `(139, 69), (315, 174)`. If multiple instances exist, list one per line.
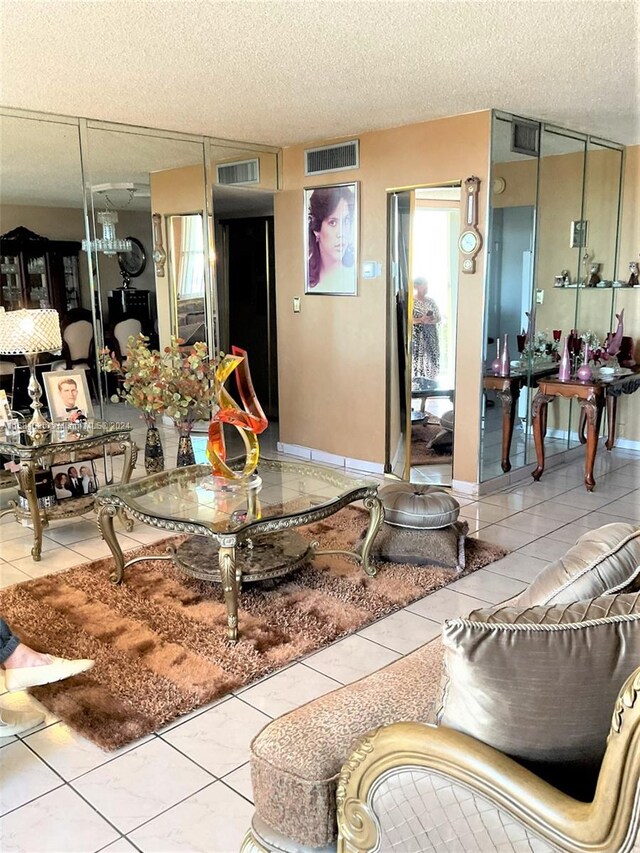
(0, 226), (81, 314)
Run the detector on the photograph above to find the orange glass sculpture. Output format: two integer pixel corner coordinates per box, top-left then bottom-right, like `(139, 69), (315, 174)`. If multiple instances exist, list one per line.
(206, 345), (268, 479)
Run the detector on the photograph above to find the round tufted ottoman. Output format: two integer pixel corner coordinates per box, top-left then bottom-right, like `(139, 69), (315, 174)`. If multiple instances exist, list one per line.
(371, 484), (466, 570)
(379, 483), (460, 529)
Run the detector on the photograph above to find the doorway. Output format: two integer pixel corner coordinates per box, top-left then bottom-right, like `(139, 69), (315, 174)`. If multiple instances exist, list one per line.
(386, 184), (461, 485)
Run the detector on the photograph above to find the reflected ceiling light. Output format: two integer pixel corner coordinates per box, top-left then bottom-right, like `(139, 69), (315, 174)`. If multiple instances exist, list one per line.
(82, 183), (149, 256)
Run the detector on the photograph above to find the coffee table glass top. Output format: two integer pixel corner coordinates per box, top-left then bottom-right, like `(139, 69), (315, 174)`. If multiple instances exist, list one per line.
(97, 457), (377, 535)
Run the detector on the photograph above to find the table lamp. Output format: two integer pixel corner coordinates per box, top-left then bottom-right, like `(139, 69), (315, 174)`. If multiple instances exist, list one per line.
(0, 308), (62, 436)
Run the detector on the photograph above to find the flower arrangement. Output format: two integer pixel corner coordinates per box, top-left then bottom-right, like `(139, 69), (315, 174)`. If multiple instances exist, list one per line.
(522, 330), (558, 361)
(101, 335), (220, 427)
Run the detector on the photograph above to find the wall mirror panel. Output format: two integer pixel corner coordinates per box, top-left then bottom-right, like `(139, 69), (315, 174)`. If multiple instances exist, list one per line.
(386, 184), (460, 485)
(1, 106), (282, 432)
(480, 114), (538, 481)
(480, 112), (624, 484)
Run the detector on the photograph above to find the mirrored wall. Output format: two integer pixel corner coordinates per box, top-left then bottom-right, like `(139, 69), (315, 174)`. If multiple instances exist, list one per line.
(480, 111), (624, 482)
(0, 107), (281, 422)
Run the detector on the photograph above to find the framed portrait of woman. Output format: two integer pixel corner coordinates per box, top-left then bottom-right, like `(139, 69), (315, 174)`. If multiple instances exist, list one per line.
(304, 182), (359, 296)
(43, 370), (93, 422)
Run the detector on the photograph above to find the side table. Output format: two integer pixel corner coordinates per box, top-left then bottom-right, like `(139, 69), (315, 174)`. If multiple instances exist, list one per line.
(0, 421), (137, 560)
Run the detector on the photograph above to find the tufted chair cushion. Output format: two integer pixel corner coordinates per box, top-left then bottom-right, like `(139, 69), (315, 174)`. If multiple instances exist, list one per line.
(437, 592), (640, 799)
(379, 484), (460, 529)
(515, 522), (640, 607)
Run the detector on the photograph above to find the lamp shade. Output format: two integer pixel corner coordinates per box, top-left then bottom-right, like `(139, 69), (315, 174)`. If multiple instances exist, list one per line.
(0, 308), (62, 355)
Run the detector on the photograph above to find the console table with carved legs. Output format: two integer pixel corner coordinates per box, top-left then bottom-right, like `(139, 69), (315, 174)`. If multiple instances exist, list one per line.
(96, 458), (383, 645)
(484, 364), (557, 473)
(531, 371), (640, 491)
(0, 422), (136, 560)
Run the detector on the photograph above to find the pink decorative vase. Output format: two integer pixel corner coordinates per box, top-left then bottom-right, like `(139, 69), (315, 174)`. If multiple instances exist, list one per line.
(491, 339), (501, 374)
(577, 364), (593, 381)
(558, 336), (571, 381)
(498, 334), (510, 377)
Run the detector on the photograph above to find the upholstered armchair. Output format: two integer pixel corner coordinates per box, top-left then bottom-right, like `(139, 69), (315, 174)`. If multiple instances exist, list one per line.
(337, 668), (640, 852)
(242, 524), (640, 853)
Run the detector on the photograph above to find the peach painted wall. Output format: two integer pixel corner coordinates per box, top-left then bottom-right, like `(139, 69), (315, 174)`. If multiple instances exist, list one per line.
(275, 111), (490, 483)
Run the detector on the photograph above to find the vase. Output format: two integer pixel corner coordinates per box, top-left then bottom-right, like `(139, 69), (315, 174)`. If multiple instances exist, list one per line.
(144, 425), (164, 475)
(176, 422), (196, 467)
(559, 335), (571, 381)
(498, 334), (510, 377)
(491, 338), (501, 374)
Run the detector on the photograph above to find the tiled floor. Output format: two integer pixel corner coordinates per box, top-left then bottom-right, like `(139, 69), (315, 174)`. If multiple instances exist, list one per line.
(1, 412), (638, 852)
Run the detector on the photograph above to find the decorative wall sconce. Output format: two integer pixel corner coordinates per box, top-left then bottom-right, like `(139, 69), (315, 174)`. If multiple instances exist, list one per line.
(152, 213), (166, 278)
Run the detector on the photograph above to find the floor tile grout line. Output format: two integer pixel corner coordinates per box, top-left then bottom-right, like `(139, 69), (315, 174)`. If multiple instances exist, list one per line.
(114, 777), (219, 838)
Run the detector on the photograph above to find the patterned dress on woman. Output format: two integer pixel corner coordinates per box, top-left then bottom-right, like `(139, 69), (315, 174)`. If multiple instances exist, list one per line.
(412, 296), (441, 379)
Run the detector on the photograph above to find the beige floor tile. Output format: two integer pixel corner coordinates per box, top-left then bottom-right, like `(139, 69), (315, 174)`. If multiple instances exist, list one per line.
(0, 521), (41, 542)
(0, 740), (62, 815)
(524, 501), (589, 523)
(10, 549), (88, 575)
(238, 663), (340, 718)
(0, 785), (118, 852)
(72, 738), (213, 834)
(470, 523), (539, 550)
(0, 563), (32, 589)
(222, 762), (253, 802)
(517, 537), (571, 562)
(495, 511), (566, 536)
(303, 634), (399, 684)
(483, 551), (548, 583)
(1, 535), (58, 562)
(68, 534), (141, 560)
(43, 519), (102, 545)
(446, 568), (526, 605)
(357, 610), (441, 654)
(128, 780), (253, 853)
(458, 502), (514, 525)
(405, 587), (492, 620)
(162, 697), (270, 778)
(24, 722), (153, 782)
(547, 520), (598, 545)
(99, 839), (139, 852)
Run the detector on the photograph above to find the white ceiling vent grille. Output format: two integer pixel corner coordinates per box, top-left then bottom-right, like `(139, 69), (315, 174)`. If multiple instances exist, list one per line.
(511, 120), (539, 157)
(216, 158), (260, 185)
(304, 140), (359, 176)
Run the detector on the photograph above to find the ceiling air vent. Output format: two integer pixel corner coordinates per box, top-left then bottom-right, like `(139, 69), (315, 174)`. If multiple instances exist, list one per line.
(216, 158), (260, 185)
(304, 140), (359, 176)
(511, 120), (539, 157)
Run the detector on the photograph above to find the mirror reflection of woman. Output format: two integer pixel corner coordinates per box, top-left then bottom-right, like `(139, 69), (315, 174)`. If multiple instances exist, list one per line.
(307, 186), (355, 293)
(412, 277), (441, 380)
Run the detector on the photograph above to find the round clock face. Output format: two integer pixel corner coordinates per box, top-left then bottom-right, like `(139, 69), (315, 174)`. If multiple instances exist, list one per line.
(459, 230), (480, 255)
(117, 237), (146, 277)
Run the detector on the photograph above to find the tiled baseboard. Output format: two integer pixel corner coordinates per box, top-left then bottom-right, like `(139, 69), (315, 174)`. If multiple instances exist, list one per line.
(276, 442), (385, 475)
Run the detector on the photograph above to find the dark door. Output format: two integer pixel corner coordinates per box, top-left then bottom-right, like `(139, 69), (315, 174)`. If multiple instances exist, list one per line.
(222, 217), (277, 418)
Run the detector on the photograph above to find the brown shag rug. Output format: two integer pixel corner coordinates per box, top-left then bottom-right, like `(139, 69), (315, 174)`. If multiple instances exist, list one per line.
(411, 421), (452, 465)
(0, 506), (507, 750)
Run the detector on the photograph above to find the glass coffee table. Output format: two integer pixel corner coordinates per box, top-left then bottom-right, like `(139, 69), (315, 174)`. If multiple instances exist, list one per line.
(96, 458), (383, 644)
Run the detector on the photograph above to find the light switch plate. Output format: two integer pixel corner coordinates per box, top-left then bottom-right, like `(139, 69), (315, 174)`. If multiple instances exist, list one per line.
(535, 289), (544, 304)
(293, 297), (301, 313)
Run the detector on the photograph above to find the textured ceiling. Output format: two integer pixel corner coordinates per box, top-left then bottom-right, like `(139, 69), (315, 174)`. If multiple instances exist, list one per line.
(0, 0), (638, 147)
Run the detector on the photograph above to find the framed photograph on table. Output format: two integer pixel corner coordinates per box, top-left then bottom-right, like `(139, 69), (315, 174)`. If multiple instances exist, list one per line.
(50, 460), (98, 501)
(43, 370), (93, 422)
(304, 182), (358, 296)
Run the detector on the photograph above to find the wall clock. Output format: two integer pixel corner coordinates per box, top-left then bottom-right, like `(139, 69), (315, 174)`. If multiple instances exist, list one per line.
(117, 237), (146, 278)
(459, 176), (483, 274)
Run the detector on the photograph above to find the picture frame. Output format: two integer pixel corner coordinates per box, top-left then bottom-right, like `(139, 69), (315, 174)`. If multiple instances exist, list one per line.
(570, 219), (589, 249)
(0, 390), (12, 423)
(304, 181), (359, 296)
(50, 459), (98, 501)
(42, 370), (93, 422)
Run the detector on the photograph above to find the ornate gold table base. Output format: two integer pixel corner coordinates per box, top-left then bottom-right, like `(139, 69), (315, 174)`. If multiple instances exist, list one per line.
(97, 494), (384, 645)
